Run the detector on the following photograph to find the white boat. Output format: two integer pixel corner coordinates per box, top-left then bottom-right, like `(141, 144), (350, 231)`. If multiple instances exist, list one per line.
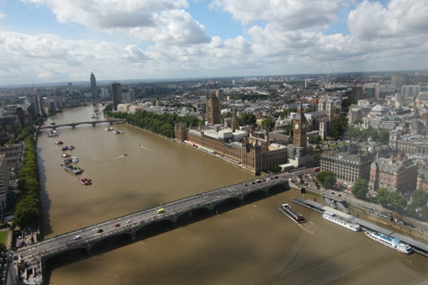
(322, 212), (361, 232)
(105, 127), (114, 131)
(365, 231), (413, 254)
(91, 113), (98, 118)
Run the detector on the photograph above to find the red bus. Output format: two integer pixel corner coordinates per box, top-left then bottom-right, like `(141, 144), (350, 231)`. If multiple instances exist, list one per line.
(313, 167), (320, 172)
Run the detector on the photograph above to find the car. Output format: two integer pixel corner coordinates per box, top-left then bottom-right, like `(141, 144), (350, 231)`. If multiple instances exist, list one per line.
(274, 176), (278, 179)
(251, 181), (255, 184)
(73, 235), (81, 240)
(157, 208), (165, 214)
(331, 192), (336, 195)
(338, 194), (342, 197)
(97, 229), (104, 233)
(244, 184), (248, 186)
(126, 220), (132, 224)
(114, 223), (120, 227)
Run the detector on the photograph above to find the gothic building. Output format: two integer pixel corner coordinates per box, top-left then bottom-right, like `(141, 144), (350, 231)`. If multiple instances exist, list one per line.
(206, 90), (221, 125)
(174, 125), (287, 175)
(288, 103), (314, 168)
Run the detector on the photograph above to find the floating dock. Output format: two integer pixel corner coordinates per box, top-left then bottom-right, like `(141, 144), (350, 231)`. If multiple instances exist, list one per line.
(292, 198), (428, 256)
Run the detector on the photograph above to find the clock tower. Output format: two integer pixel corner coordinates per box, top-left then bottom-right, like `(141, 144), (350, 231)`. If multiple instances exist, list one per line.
(293, 102), (308, 147)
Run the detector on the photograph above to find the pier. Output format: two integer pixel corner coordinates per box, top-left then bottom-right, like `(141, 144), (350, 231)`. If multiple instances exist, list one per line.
(292, 198), (428, 256)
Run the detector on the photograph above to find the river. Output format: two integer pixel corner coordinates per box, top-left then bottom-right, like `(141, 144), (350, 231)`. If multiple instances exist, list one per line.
(37, 106), (428, 285)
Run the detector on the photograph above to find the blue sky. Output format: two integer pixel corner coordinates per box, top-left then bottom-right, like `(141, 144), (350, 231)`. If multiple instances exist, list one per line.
(0, 0), (427, 85)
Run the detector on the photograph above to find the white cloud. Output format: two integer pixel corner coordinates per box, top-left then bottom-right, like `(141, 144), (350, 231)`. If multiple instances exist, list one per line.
(348, 0), (428, 40)
(24, 0), (210, 45)
(0, 11), (5, 20)
(210, 0), (342, 30)
(1, 0), (428, 84)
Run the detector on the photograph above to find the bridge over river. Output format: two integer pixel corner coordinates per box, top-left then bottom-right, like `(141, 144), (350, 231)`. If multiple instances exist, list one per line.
(39, 119), (126, 130)
(12, 169), (310, 284)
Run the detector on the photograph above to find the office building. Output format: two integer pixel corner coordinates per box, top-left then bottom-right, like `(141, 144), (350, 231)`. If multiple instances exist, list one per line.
(90, 73), (98, 101)
(111, 82), (122, 111)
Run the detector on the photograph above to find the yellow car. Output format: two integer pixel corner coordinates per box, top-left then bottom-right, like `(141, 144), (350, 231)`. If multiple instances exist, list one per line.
(157, 208), (165, 214)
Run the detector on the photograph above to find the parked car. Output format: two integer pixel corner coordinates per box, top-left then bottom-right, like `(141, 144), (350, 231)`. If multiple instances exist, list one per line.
(114, 223), (120, 227)
(73, 235), (81, 240)
(97, 229), (103, 233)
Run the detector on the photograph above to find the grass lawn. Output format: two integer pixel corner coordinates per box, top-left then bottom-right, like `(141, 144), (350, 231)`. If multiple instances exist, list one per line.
(0, 231), (7, 245)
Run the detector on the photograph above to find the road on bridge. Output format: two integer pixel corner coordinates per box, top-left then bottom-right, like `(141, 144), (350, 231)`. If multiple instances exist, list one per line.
(12, 168), (313, 270)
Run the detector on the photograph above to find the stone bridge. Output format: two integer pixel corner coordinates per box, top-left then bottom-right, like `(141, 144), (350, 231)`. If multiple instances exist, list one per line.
(39, 119), (126, 130)
(13, 169), (310, 284)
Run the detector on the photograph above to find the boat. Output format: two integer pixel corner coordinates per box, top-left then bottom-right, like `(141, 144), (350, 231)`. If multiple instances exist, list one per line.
(69, 145), (75, 150)
(47, 130), (60, 137)
(61, 153), (71, 158)
(279, 203), (306, 224)
(322, 212), (361, 232)
(64, 157), (79, 164)
(105, 127), (114, 131)
(113, 130), (124, 134)
(64, 164), (84, 174)
(365, 231), (413, 254)
(79, 177), (92, 185)
(55, 140), (63, 145)
(62, 146), (69, 151)
(91, 113), (98, 118)
(123, 153), (127, 156)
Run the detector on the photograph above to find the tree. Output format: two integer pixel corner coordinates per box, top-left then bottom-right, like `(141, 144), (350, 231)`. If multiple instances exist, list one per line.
(261, 118), (275, 130)
(315, 171), (336, 189)
(379, 130), (390, 143)
(412, 189), (428, 207)
(240, 113), (256, 125)
(309, 136), (321, 144)
(272, 165), (281, 174)
(376, 188), (389, 207)
(352, 179), (369, 199)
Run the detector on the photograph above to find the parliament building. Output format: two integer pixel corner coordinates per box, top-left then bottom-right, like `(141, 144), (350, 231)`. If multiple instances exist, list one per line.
(174, 90), (291, 175)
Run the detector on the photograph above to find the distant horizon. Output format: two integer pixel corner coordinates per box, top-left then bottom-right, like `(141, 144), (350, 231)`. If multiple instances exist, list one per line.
(1, 69), (427, 89)
(1, 1), (427, 86)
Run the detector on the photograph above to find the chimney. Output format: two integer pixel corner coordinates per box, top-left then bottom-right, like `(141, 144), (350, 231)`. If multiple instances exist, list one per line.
(390, 154), (394, 163)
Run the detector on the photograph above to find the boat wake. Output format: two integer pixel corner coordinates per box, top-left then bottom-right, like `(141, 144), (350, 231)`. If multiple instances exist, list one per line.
(137, 145), (154, 152)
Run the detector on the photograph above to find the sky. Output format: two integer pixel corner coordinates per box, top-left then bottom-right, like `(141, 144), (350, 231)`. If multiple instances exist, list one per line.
(0, 0), (427, 85)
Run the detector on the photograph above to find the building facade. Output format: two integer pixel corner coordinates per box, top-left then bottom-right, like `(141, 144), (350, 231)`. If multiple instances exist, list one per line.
(90, 73), (98, 101)
(0, 155), (10, 212)
(321, 145), (374, 184)
(369, 153), (417, 193)
(111, 82), (122, 111)
(206, 90), (221, 125)
(174, 124), (287, 175)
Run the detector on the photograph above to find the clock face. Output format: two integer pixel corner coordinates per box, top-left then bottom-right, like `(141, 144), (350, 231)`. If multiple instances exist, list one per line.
(302, 123), (306, 130)
(295, 123), (299, 130)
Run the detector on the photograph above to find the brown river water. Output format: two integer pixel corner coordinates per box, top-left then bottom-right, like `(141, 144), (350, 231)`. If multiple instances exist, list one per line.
(37, 106), (428, 285)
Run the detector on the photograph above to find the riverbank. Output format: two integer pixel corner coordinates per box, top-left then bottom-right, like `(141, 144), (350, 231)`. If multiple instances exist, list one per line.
(296, 182), (428, 243)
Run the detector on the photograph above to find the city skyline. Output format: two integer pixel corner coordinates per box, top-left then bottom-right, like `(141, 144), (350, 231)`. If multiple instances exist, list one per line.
(0, 0), (427, 85)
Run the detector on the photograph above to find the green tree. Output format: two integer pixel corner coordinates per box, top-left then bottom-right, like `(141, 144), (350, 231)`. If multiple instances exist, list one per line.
(376, 188), (389, 207)
(379, 130), (390, 143)
(261, 118), (275, 130)
(421, 206), (428, 221)
(309, 136), (321, 144)
(240, 113), (256, 125)
(272, 165), (281, 174)
(412, 189), (428, 207)
(315, 171), (336, 189)
(352, 179), (369, 199)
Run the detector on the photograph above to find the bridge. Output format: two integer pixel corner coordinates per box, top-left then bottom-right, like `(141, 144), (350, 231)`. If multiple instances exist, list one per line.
(39, 119), (126, 130)
(11, 169), (310, 284)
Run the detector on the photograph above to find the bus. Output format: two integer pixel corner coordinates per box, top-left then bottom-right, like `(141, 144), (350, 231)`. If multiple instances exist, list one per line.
(313, 167), (320, 172)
